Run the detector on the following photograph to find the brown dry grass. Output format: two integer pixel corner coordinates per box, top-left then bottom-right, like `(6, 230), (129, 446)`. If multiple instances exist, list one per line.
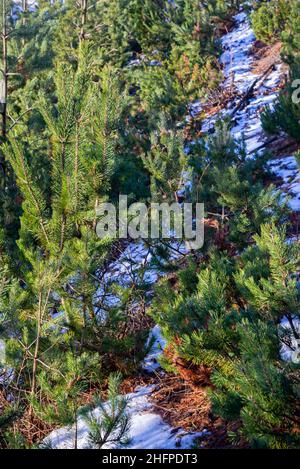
(11, 410), (55, 447)
(268, 136), (300, 159)
(251, 41), (283, 75)
(148, 373), (248, 449)
(0, 390), (55, 448)
(151, 375), (211, 432)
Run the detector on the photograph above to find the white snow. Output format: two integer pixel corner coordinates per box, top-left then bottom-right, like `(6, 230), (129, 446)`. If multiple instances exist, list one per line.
(269, 156), (300, 212)
(280, 317), (300, 363)
(143, 325), (166, 373)
(199, 12), (300, 210)
(94, 239), (187, 314)
(45, 385), (206, 449)
(197, 12), (283, 156)
(220, 12), (256, 94)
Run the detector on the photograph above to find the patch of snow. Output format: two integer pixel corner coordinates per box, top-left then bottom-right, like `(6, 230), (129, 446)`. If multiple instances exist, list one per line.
(45, 369), (205, 450)
(143, 325), (166, 373)
(269, 157), (300, 212)
(0, 366), (14, 387)
(45, 322), (203, 449)
(279, 317), (300, 363)
(198, 13), (283, 156)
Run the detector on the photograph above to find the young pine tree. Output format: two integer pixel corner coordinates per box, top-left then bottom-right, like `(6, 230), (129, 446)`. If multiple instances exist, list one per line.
(1, 49), (129, 434)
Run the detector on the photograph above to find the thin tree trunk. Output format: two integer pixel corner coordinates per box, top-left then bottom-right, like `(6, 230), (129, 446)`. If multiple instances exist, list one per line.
(74, 407), (78, 449)
(21, 0), (28, 47)
(79, 0), (88, 43)
(29, 292), (43, 417)
(1, 0), (8, 141)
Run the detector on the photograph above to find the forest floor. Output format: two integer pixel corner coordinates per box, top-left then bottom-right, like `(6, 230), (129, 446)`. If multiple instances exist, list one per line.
(45, 10), (300, 450)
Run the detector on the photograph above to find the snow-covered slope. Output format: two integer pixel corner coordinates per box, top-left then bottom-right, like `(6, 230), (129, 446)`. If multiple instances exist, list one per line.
(192, 12), (283, 154)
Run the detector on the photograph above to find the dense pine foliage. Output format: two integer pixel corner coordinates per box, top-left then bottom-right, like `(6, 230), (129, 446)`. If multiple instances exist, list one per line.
(0, 0), (299, 449)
